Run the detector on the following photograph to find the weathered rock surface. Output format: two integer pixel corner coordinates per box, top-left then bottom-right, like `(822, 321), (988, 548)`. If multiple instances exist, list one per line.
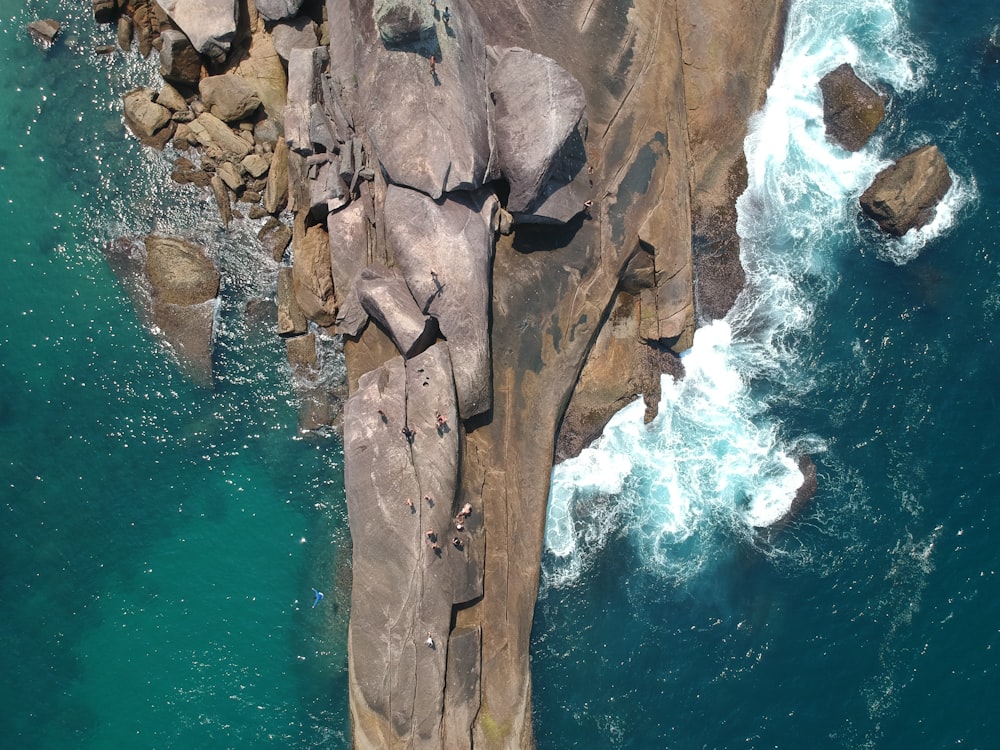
(122, 88), (175, 148)
(156, 82), (188, 113)
(199, 74), (262, 122)
(264, 136), (290, 213)
(271, 16), (318, 62)
(277, 266), (308, 336)
(158, 29), (202, 88)
(489, 47), (588, 221)
(819, 63), (886, 152)
(93, 0), (116, 24)
(344, 342), (479, 750)
(158, 0), (239, 62)
(145, 234), (220, 306)
(373, 0), (434, 45)
(356, 265), (439, 358)
(384, 185), (496, 419)
(860, 145), (952, 236)
(253, 0), (305, 23)
(188, 112), (253, 158)
(292, 221), (337, 326)
(358, 0), (495, 199)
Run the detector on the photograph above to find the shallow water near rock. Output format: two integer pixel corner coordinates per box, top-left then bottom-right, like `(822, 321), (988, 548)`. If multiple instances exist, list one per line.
(538, 0), (1000, 746)
(2, 0), (999, 748)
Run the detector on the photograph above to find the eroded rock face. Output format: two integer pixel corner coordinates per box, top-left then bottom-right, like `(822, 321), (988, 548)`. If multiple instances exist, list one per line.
(292, 221), (337, 326)
(158, 29), (202, 88)
(253, 0), (305, 23)
(373, 0), (434, 45)
(122, 88), (175, 149)
(343, 342), (478, 749)
(360, 0), (495, 199)
(199, 74), (262, 122)
(158, 0), (239, 62)
(860, 145), (952, 236)
(356, 265), (439, 358)
(384, 185), (496, 419)
(819, 63), (885, 152)
(187, 112), (252, 158)
(489, 47), (588, 220)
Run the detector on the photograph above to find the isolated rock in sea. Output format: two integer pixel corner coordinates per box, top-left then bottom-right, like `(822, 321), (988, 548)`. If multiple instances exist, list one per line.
(384, 185), (496, 418)
(356, 265), (439, 358)
(860, 145), (952, 236)
(253, 0), (305, 22)
(271, 17), (318, 62)
(489, 47), (588, 218)
(27, 19), (61, 48)
(199, 74), (262, 123)
(158, 29), (202, 88)
(122, 88), (175, 149)
(819, 63), (886, 152)
(292, 222), (337, 327)
(144, 235), (221, 384)
(361, 3), (494, 199)
(158, 0), (238, 62)
(373, 0), (434, 45)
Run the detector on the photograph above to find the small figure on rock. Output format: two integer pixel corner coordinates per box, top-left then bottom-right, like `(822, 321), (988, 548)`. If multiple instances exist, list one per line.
(583, 199), (594, 218)
(431, 542), (442, 554)
(425, 529), (436, 541)
(311, 588), (324, 608)
(429, 55), (436, 76)
(452, 537), (462, 548)
(442, 7), (451, 26)
(426, 632), (435, 648)
(405, 497), (414, 511)
(425, 494), (434, 507)
(436, 411), (447, 427)
(401, 426), (415, 443)
(377, 408), (387, 423)
(461, 502), (473, 517)
(455, 518), (465, 531)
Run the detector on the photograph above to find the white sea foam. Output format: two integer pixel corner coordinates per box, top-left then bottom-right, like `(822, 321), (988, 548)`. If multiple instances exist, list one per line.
(543, 0), (935, 588)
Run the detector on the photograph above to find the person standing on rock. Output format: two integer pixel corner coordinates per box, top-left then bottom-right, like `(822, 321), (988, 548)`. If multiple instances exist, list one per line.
(442, 7), (451, 26)
(429, 55), (436, 77)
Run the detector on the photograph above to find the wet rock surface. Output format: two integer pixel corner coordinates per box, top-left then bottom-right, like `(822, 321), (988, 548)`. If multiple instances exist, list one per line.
(860, 145), (952, 236)
(819, 63), (886, 152)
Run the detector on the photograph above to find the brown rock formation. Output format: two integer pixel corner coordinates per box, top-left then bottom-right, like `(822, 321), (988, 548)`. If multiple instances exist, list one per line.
(819, 63), (886, 152)
(860, 144), (952, 236)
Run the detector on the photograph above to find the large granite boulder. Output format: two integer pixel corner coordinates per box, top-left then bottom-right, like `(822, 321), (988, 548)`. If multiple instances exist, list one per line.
(356, 265), (439, 358)
(144, 235), (221, 385)
(122, 88), (175, 149)
(253, 0), (305, 22)
(271, 17), (318, 62)
(360, 1), (495, 199)
(158, 0), (238, 62)
(187, 112), (252, 158)
(860, 145), (952, 236)
(199, 74), (262, 122)
(384, 185), (496, 419)
(292, 222), (337, 326)
(158, 29), (202, 88)
(373, 0), (434, 45)
(489, 47), (589, 221)
(819, 63), (886, 152)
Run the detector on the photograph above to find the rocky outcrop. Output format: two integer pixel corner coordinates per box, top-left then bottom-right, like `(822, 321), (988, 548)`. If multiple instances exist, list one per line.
(292, 221), (337, 326)
(383, 185), (496, 419)
(158, 29), (202, 87)
(187, 111), (253, 158)
(253, 0), (305, 23)
(122, 88), (175, 149)
(103, 235), (220, 385)
(158, 0), (239, 62)
(860, 145), (952, 236)
(271, 17), (319, 62)
(356, 265), (439, 358)
(359, 0), (495, 199)
(819, 63), (886, 152)
(27, 19), (61, 48)
(489, 47), (589, 223)
(199, 73), (262, 122)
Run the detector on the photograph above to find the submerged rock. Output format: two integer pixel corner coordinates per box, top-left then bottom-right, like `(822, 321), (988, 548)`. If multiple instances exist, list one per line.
(27, 19), (61, 48)
(860, 145), (952, 236)
(818, 63), (886, 152)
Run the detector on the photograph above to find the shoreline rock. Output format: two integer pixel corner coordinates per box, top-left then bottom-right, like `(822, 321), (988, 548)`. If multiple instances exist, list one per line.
(860, 144), (952, 236)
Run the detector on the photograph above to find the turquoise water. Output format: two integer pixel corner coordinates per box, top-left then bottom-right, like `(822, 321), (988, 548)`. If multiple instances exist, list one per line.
(3, 0), (998, 748)
(1, 2), (350, 747)
(537, 0), (1000, 747)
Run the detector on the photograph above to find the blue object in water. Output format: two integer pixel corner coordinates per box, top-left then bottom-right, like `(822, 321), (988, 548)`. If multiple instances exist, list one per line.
(311, 588), (324, 608)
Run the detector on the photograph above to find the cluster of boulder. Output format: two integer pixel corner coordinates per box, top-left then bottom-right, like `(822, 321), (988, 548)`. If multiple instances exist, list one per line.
(818, 62), (952, 238)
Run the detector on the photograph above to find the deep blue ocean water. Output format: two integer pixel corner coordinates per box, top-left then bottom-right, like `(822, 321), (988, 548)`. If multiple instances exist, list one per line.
(1, 0), (997, 748)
